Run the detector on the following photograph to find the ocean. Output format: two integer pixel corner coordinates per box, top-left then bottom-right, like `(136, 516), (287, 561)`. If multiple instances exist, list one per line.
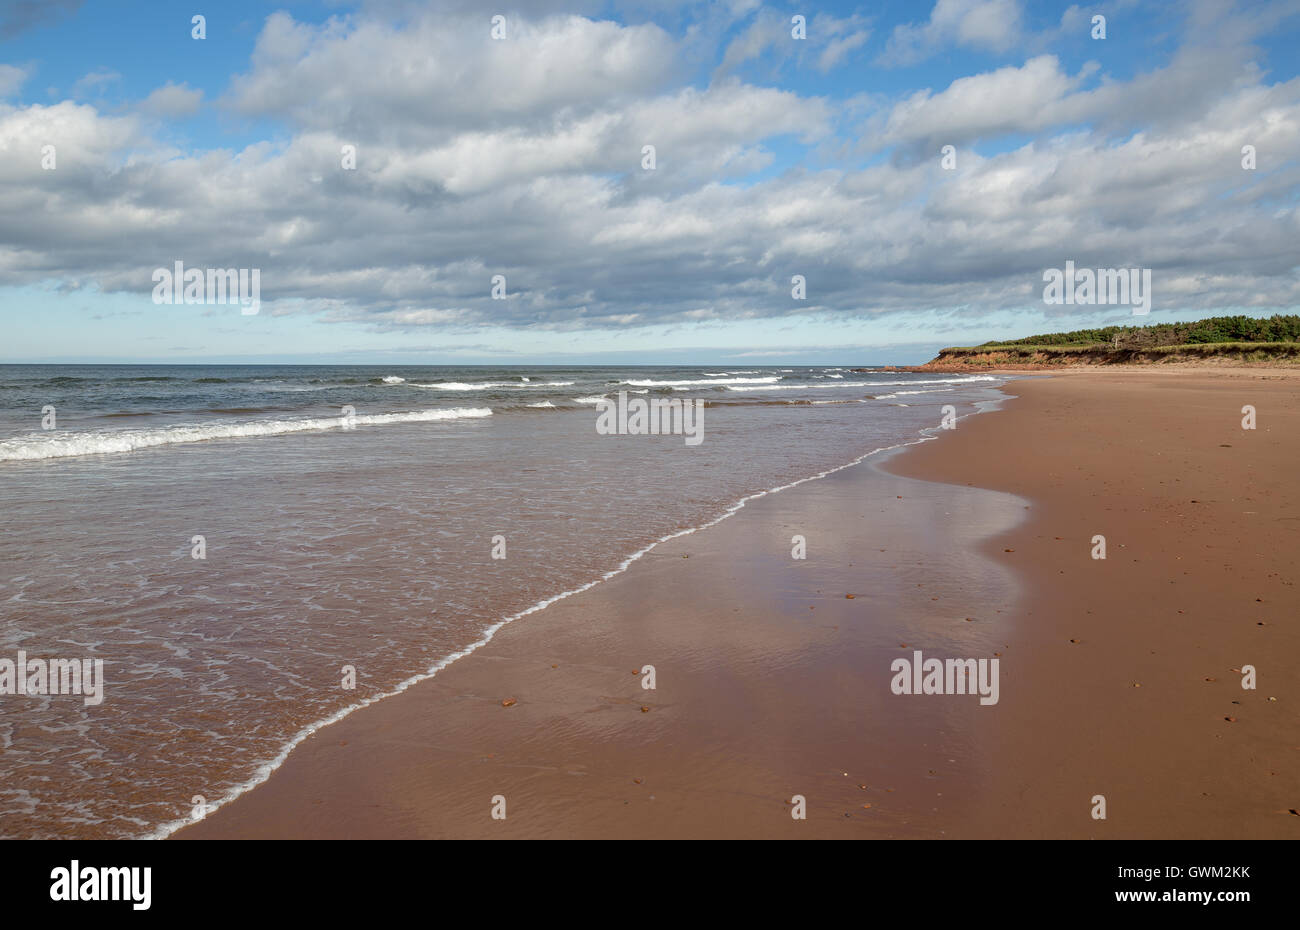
(0, 363), (1009, 838)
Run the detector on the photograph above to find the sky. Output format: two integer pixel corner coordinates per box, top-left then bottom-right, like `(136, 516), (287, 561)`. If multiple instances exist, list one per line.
(0, 0), (1297, 365)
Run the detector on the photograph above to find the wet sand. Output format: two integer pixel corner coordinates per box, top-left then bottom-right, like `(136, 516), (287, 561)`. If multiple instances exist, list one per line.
(178, 369), (1298, 839)
(888, 368), (1299, 838)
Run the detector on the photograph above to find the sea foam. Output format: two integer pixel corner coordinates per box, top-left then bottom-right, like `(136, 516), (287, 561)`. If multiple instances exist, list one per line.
(0, 408), (492, 461)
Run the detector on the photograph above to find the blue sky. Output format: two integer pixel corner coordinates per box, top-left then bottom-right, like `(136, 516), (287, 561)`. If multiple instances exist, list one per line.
(2, 0), (1298, 363)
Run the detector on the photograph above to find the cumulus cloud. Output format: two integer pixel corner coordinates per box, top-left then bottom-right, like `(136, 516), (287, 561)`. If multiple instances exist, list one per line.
(1, 3), (1298, 339)
(879, 56), (1089, 150)
(714, 9), (871, 79)
(818, 27), (872, 73)
(0, 0), (82, 39)
(71, 67), (120, 98)
(0, 63), (27, 98)
(873, 29), (1285, 154)
(141, 82), (203, 118)
(228, 12), (680, 142)
(714, 12), (787, 77)
(880, 0), (1023, 66)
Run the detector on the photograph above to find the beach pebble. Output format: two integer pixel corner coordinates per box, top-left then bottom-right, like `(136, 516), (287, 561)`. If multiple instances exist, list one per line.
(501, 698), (517, 707)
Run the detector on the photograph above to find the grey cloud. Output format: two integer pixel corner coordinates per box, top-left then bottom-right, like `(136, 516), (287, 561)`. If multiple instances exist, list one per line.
(141, 82), (203, 118)
(0, 63), (26, 97)
(0, 0), (82, 39)
(879, 0), (1024, 67)
(226, 11), (681, 142)
(1, 4), (1297, 339)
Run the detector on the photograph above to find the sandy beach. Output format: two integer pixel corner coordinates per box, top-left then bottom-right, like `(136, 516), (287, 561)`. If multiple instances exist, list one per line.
(177, 369), (1299, 840)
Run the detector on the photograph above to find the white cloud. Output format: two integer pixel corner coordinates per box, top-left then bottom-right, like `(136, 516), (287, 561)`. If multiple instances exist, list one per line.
(228, 12), (679, 141)
(1, 6), (1297, 337)
(0, 64), (28, 98)
(879, 56), (1089, 148)
(881, 0), (1023, 66)
(71, 68), (121, 97)
(141, 82), (203, 118)
(818, 29), (871, 72)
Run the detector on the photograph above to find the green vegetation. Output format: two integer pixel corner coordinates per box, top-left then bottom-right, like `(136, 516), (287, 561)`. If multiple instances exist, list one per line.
(938, 341), (1300, 358)
(971, 314), (1300, 350)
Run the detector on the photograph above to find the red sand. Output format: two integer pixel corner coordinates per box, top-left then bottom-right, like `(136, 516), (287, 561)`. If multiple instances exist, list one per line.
(178, 369), (1298, 839)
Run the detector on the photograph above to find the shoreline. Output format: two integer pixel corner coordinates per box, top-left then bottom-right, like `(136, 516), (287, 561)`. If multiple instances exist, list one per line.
(176, 368), (1298, 839)
(164, 423), (981, 839)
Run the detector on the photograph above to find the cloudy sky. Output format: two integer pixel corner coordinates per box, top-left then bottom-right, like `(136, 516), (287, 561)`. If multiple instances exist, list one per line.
(1, 0), (1297, 364)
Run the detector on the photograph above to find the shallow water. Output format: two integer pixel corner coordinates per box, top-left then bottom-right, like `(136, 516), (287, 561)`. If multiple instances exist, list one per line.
(0, 363), (1008, 837)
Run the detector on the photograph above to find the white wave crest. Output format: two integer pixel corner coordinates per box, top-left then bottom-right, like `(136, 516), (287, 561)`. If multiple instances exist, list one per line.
(410, 382), (505, 390)
(624, 377), (778, 387)
(727, 376), (999, 392)
(0, 408), (493, 462)
(411, 380), (573, 390)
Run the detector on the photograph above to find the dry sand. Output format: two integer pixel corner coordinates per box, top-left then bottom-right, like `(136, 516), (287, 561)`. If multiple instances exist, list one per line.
(178, 369), (1298, 839)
